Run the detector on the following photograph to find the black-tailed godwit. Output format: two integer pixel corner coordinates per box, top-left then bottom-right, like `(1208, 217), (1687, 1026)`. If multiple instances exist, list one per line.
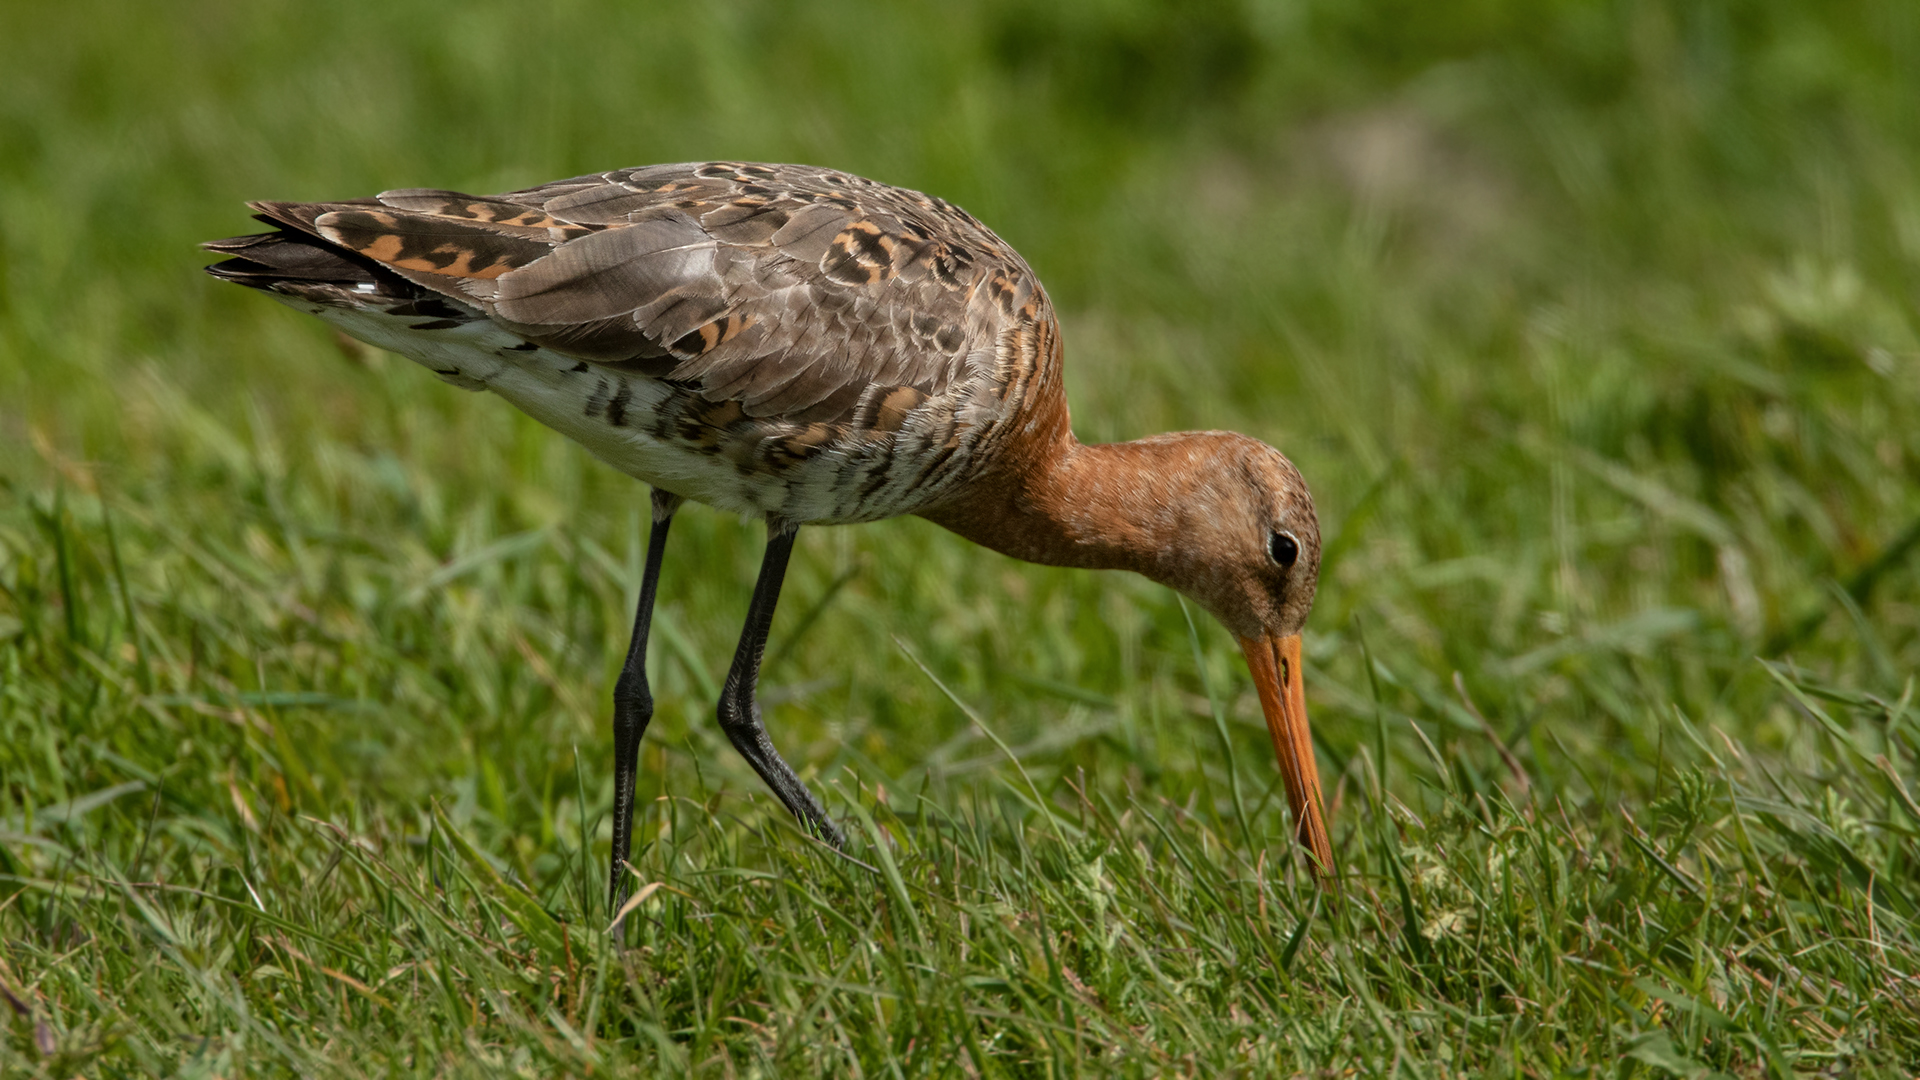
(204, 162), (1331, 907)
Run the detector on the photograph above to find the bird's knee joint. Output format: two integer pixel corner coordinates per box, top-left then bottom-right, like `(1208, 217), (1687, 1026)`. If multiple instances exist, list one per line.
(613, 673), (653, 715)
(614, 668), (652, 703)
(715, 694), (756, 734)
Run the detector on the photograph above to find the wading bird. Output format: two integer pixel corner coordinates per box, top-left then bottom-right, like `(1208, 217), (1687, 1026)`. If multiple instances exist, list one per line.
(205, 162), (1332, 909)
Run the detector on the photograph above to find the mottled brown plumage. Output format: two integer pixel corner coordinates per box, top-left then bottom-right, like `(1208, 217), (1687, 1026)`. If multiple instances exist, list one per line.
(212, 163), (1059, 526)
(206, 162), (1334, 900)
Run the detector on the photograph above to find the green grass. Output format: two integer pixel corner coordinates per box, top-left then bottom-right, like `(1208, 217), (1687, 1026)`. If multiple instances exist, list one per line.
(3, 0), (1919, 1074)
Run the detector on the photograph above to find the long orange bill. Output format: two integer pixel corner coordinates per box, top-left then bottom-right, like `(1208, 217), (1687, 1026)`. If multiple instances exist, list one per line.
(1238, 633), (1334, 882)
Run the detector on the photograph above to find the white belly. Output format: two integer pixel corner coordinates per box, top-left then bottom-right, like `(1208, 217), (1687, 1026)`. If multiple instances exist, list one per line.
(295, 299), (804, 518)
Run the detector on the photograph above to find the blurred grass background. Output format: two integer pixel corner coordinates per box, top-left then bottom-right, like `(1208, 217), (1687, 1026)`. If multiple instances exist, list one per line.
(2, 0), (1918, 1074)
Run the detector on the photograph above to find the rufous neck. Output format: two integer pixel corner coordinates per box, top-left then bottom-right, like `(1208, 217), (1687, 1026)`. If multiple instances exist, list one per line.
(919, 433), (1186, 577)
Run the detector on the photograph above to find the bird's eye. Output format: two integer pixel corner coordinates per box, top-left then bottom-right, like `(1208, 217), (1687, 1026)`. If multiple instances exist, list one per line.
(1268, 530), (1299, 568)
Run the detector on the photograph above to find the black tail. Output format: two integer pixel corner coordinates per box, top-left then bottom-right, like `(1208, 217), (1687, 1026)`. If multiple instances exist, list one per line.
(203, 200), (410, 296)
(202, 231), (373, 287)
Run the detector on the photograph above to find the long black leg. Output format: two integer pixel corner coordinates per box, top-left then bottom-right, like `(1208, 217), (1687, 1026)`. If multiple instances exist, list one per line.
(609, 490), (680, 919)
(716, 523), (847, 847)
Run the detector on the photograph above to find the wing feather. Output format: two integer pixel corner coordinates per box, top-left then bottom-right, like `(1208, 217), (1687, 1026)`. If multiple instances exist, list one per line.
(493, 212), (714, 324)
(257, 163), (1043, 423)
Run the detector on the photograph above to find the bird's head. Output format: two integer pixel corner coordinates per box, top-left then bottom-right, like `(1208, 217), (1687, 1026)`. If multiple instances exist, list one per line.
(923, 427), (1334, 879)
(1138, 433), (1332, 878)
(1150, 434), (1321, 641)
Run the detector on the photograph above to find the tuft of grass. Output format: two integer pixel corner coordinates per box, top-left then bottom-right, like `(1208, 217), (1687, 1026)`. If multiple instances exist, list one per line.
(3, 0), (1919, 1074)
